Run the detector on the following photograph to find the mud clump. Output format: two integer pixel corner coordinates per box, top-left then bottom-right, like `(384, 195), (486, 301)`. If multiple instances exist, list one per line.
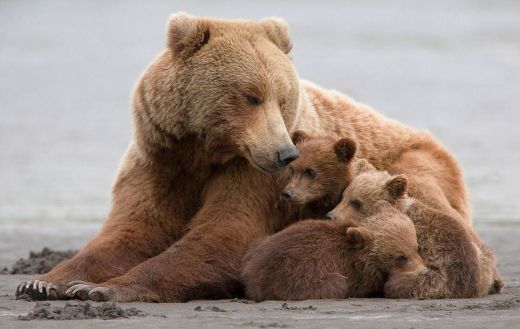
(18, 301), (147, 320)
(277, 303), (317, 311)
(194, 305), (227, 312)
(5, 247), (77, 275)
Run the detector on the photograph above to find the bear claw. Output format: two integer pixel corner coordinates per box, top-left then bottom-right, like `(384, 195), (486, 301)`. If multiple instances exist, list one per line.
(16, 280), (58, 300)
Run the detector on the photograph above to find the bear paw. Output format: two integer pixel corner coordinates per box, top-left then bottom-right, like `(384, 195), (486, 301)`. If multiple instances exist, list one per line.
(16, 280), (63, 300)
(65, 281), (160, 302)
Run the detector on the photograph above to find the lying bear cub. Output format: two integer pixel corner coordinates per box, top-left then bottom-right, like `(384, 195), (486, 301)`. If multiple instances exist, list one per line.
(241, 132), (502, 301)
(241, 201), (425, 301)
(329, 159), (503, 298)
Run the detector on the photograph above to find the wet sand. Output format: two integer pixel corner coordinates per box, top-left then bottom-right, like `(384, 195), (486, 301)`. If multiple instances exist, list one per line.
(1, 225), (518, 328)
(1, 0), (519, 328)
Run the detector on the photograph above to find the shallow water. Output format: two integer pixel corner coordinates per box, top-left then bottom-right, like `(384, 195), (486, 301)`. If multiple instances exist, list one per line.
(1, 0), (519, 234)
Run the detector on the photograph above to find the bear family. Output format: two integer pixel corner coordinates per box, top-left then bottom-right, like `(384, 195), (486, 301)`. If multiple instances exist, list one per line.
(17, 13), (471, 302)
(242, 135), (500, 300)
(242, 201), (424, 301)
(329, 160), (502, 298)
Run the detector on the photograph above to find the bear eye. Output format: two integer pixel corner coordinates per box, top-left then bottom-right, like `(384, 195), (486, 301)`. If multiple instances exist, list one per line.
(245, 95), (261, 106)
(350, 199), (362, 210)
(395, 255), (408, 264)
(304, 168), (317, 178)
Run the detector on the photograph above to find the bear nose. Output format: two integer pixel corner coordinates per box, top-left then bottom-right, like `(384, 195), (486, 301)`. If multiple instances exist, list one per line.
(325, 212), (336, 220)
(281, 189), (294, 201)
(276, 146), (299, 167)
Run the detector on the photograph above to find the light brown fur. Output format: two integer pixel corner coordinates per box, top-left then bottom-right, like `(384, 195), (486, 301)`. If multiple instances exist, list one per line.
(242, 202), (424, 301)
(329, 161), (502, 298)
(17, 13), (471, 302)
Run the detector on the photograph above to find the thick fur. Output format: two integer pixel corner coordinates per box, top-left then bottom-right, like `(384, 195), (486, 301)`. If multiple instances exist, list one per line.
(242, 202), (424, 301)
(17, 13), (470, 302)
(282, 132), (357, 218)
(330, 162), (502, 299)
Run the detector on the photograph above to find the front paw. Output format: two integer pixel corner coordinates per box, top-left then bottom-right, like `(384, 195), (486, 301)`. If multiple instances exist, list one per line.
(66, 281), (112, 301)
(16, 280), (65, 300)
(66, 281), (160, 302)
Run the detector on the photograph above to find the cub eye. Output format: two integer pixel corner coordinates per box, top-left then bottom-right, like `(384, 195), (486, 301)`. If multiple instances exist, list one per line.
(395, 255), (408, 264)
(350, 199), (362, 210)
(245, 95), (261, 106)
(304, 168), (317, 178)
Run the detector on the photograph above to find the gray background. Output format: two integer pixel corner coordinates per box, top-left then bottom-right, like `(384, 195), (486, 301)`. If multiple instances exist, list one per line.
(1, 0), (519, 264)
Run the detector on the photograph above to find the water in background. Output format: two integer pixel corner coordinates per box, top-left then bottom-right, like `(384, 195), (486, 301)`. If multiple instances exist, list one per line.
(0, 0), (519, 263)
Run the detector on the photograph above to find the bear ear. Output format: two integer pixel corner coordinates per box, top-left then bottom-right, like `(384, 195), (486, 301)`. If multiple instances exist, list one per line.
(346, 227), (371, 249)
(167, 12), (211, 58)
(334, 138), (357, 163)
(385, 175), (408, 199)
(354, 159), (376, 175)
(292, 130), (310, 145)
(260, 17), (293, 54)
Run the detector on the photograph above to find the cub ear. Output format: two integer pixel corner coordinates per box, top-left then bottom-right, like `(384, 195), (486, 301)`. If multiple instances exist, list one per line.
(292, 130), (310, 145)
(260, 17), (293, 54)
(334, 138), (357, 163)
(167, 12), (211, 58)
(346, 227), (371, 249)
(354, 159), (376, 175)
(385, 175), (408, 199)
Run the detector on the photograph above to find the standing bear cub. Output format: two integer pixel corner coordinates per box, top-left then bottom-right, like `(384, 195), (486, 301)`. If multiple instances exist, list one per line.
(241, 202), (425, 301)
(328, 160), (503, 298)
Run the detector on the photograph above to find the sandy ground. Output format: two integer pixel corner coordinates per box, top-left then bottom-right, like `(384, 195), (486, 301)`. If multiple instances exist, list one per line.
(0, 224), (518, 328)
(1, 1), (519, 328)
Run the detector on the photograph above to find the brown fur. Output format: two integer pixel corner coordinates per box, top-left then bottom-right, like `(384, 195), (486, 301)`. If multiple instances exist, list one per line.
(329, 161), (502, 298)
(242, 202), (424, 301)
(282, 131), (357, 218)
(18, 13), (471, 302)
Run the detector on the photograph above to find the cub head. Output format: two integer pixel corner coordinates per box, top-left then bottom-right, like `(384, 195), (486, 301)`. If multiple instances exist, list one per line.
(135, 12), (301, 171)
(281, 131), (357, 206)
(344, 201), (426, 276)
(326, 159), (408, 221)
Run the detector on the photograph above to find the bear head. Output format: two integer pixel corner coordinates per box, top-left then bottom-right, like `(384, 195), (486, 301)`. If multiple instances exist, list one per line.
(326, 159), (409, 221)
(343, 201), (426, 276)
(134, 12), (301, 172)
(281, 130), (357, 207)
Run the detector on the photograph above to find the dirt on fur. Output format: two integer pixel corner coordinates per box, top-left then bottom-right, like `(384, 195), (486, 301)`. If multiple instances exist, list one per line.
(1, 247), (76, 275)
(18, 301), (147, 321)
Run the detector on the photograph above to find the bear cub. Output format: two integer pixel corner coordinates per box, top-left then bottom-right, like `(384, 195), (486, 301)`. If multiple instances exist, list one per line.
(282, 130), (357, 219)
(241, 131), (426, 301)
(328, 160), (503, 298)
(241, 202), (425, 301)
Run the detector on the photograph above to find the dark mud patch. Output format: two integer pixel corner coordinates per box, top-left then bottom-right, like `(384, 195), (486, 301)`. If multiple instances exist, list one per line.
(276, 302), (317, 311)
(18, 301), (147, 320)
(2, 247), (76, 275)
(194, 305), (227, 312)
(231, 298), (256, 304)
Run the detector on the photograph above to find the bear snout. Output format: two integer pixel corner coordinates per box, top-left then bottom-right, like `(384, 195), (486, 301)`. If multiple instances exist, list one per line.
(281, 188), (294, 201)
(276, 145), (299, 167)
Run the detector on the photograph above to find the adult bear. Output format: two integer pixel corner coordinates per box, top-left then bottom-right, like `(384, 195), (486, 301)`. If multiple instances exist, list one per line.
(17, 13), (469, 302)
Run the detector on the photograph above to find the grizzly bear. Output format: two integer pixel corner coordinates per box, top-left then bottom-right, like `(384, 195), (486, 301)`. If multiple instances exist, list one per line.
(281, 130), (357, 219)
(17, 13), (471, 302)
(241, 201), (425, 301)
(328, 160), (502, 298)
